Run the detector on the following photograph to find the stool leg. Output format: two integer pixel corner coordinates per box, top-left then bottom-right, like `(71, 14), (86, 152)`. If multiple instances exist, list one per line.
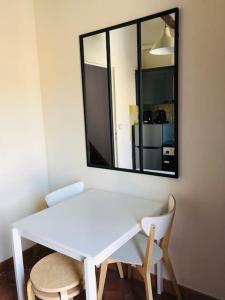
(27, 280), (35, 300)
(60, 290), (68, 300)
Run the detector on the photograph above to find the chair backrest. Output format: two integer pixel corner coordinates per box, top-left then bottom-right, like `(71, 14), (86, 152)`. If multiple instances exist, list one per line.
(45, 181), (84, 207)
(141, 194), (176, 271)
(141, 193), (176, 240)
(168, 193), (176, 213)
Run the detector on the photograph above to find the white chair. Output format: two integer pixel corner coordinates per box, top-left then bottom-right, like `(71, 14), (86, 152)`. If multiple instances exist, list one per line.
(45, 181), (85, 207)
(97, 194), (182, 300)
(27, 182), (86, 300)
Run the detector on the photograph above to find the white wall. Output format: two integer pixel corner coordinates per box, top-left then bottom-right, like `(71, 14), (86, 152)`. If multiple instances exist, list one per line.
(83, 33), (107, 66)
(142, 50), (172, 68)
(110, 26), (137, 169)
(34, 0), (225, 299)
(0, 0), (48, 261)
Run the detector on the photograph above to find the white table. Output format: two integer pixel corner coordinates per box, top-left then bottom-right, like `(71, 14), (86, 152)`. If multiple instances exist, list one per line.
(12, 189), (164, 300)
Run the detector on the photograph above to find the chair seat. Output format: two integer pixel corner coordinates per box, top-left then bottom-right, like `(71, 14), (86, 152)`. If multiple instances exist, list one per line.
(30, 252), (84, 293)
(111, 233), (163, 266)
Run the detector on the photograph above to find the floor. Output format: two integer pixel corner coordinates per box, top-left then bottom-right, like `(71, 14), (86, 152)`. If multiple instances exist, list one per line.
(0, 246), (176, 300)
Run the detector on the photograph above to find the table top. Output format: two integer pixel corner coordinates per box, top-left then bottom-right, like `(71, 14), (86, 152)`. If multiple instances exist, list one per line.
(13, 189), (164, 263)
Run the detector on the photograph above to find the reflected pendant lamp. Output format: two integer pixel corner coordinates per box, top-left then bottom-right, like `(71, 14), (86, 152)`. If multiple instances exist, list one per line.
(150, 24), (174, 55)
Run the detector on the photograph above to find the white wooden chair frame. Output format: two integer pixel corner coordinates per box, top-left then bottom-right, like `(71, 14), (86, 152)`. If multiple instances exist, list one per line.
(97, 194), (182, 300)
(45, 181), (85, 207)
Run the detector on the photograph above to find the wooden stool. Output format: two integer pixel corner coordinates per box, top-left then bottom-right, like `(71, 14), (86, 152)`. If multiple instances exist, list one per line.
(27, 252), (84, 300)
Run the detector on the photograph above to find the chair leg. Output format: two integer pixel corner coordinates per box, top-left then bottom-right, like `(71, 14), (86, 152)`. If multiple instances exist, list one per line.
(143, 273), (153, 300)
(163, 254), (182, 300)
(27, 280), (35, 300)
(98, 260), (109, 300)
(116, 262), (124, 279)
(127, 265), (132, 279)
(157, 260), (163, 294)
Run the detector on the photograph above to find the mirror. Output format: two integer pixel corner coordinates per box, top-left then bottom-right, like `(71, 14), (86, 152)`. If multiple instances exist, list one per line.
(110, 25), (138, 169)
(82, 33), (114, 167)
(80, 8), (179, 178)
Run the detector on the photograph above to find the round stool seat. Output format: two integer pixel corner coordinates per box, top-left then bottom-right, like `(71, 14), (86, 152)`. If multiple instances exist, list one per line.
(31, 283), (81, 300)
(30, 252), (84, 293)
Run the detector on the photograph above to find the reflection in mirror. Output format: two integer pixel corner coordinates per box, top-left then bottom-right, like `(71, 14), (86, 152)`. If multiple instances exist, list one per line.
(139, 14), (176, 175)
(83, 33), (113, 167)
(80, 9), (178, 178)
(109, 25), (138, 169)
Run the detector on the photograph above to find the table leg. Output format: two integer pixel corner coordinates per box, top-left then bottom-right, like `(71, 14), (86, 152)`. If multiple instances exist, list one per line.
(84, 258), (97, 300)
(12, 228), (25, 300)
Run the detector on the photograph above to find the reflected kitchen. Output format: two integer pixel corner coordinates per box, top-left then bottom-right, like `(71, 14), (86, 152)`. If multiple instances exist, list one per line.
(81, 12), (178, 177)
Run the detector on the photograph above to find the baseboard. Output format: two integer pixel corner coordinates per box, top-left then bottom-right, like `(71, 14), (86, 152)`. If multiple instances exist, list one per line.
(0, 246), (219, 300)
(109, 264), (219, 300)
(0, 244), (49, 273)
(0, 254), (15, 273)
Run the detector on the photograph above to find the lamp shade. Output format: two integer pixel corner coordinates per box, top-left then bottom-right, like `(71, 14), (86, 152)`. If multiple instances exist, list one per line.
(150, 26), (174, 55)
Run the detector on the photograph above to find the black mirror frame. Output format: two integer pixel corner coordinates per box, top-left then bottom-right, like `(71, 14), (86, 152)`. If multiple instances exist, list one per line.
(80, 7), (179, 178)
